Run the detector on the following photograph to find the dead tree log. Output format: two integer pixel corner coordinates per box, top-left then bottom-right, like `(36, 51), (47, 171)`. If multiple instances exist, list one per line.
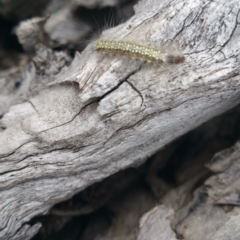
(1, 0), (240, 239)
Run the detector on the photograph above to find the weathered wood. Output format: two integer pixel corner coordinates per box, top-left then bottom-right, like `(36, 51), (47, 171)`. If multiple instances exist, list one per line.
(206, 141), (240, 206)
(171, 185), (240, 240)
(137, 205), (177, 240)
(1, 0), (240, 239)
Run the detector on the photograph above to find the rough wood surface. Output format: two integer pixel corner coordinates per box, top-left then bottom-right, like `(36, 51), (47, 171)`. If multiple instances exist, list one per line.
(1, 0), (240, 239)
(137, 205), (177, 240)
(206, 141), (240, 206)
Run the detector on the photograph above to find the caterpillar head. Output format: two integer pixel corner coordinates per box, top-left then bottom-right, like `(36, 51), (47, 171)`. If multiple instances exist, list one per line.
(165, 54), (185, 64)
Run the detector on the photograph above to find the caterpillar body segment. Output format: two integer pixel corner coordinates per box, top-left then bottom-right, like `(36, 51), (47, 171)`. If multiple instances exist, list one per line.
(95, 41), (185, 66)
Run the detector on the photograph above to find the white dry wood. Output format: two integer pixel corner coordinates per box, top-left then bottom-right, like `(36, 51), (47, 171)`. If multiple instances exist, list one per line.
(137, 205), (177, 240)
(1, 0), (240, 239)
(171, 186), (240, 240)
(206, 141), (240, 206)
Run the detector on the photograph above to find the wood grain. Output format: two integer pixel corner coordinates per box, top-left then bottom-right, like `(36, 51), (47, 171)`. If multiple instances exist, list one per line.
(1, 0), (240, 239)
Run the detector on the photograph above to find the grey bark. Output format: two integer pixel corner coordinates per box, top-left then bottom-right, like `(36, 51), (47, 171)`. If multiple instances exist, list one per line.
(1, 0), (240, 239)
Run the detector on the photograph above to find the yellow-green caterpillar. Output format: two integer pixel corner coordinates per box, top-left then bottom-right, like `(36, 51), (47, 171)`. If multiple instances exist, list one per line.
(96, 41), (185, 65)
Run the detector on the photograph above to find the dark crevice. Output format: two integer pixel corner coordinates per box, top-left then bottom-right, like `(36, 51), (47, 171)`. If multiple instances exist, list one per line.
(126, 79), (144, 107)
(0, 141), (33, 159)
(219, 9), (240, 50)
(28, 100), (40, 115)
(0, 165), (29, 178)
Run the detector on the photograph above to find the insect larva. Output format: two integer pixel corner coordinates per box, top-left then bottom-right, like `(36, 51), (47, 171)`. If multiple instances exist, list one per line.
(95, 41), (185, 65)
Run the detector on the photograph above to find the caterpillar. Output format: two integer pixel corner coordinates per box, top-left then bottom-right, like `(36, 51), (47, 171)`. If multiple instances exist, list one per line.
(95, 41), (185, 65)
